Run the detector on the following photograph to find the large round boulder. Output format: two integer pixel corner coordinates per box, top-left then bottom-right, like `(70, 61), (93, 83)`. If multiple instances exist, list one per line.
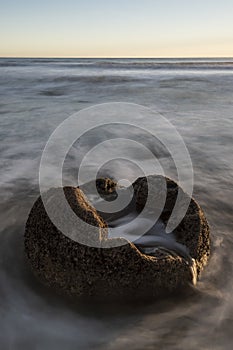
(24, 175), (210, 298)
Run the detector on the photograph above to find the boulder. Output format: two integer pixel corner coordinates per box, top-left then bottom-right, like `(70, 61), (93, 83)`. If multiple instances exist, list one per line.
(24, 175), (210, 298)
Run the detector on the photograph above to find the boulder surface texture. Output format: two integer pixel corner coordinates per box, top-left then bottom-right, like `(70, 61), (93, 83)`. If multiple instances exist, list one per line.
(24, 175), (210, 298)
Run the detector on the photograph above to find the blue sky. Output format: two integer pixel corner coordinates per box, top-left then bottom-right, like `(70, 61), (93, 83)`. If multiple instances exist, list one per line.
(1, 0), (233, 57)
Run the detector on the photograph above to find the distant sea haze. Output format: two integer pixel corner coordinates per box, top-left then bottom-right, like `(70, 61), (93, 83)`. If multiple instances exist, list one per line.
(0, 57), (233, 349)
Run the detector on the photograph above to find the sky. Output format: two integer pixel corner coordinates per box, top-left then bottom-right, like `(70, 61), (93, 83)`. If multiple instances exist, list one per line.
(0, 0), (233, 57)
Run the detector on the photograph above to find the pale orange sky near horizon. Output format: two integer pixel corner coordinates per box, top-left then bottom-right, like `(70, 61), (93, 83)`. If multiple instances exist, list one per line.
(1, 0), (233, 58)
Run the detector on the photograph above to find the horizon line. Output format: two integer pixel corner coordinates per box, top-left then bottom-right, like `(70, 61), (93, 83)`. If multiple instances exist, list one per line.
(0, 56), (233, 59)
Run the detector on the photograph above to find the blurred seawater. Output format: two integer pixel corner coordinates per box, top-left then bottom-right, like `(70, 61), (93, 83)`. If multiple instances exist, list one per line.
(0, 58), (233, 350)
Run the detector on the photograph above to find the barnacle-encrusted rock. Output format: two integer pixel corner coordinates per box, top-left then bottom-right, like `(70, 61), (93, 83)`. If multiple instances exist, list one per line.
(24, 176), (210, 298)
(133, 176), (210, 275)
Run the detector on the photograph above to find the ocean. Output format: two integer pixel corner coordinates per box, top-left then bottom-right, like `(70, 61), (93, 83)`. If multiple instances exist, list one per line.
(0, 57), (233, 349)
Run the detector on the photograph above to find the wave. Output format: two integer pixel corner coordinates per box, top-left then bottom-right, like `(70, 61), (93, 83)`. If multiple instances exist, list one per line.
(1, 58), (233, 70)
